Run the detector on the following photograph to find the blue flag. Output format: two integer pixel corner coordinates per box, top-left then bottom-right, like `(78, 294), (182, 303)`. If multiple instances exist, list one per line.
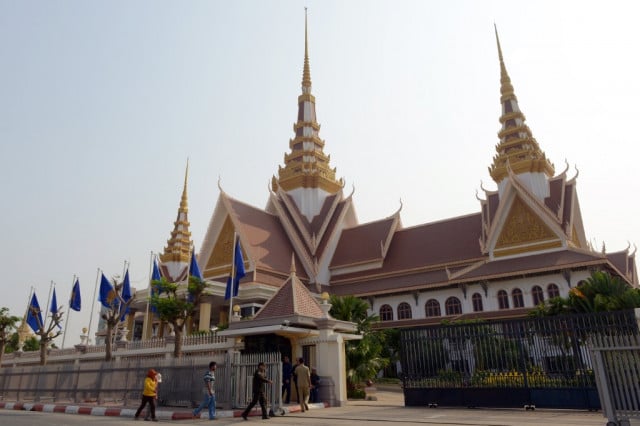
(50, 288), (59, 314)
(120, 269), (132, 320)
(69, 279), (81, 312)
(26, 292), (43, 333)
(190, 250), (202, 280)
(224, 239), (246, 300)
(150, 258), (162, 313)
(152, 257), (162, 281)
(50, 288), (62, 329)
(98, 273), (116, 309)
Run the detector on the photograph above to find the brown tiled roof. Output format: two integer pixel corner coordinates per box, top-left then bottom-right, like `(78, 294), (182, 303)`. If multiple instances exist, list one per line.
(545, 177), (564, 217)
(331, 217), (396, 268)
(455, 249), (607, 282)
(253, 272), (324, 320)
(333, 213), (484, 280)
(225, 196), (307, 278)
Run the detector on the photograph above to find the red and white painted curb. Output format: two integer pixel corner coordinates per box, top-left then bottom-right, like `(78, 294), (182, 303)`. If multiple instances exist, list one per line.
(0, 401), (329, 420)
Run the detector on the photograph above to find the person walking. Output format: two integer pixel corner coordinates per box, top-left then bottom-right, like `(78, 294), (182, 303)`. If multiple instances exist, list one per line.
(241, 362), (273, 420)
(134, 369), (158, 421)
(193, 361), (217, 420)
(281, 356), (293, 404)
(294, 358), (310, 412)
(144, 372), (162, 420)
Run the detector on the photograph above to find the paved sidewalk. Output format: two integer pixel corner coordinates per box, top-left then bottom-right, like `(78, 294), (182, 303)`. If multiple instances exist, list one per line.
(0, 399), (326, 421)
(0, 390), (617, 425)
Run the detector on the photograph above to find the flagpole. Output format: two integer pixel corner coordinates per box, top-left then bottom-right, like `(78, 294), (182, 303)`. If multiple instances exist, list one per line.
(87, 268), (100, 346)
(143, 251), (153, 340)
(23, 286), (34, 319)
(228, 232), (237, 321)
(61, 274), (76, 349)
(46, 280), (54, 331)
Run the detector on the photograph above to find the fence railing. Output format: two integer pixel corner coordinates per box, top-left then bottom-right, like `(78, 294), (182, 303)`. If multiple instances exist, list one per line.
(590, 333), (640, 426)
(1, 332), (231, 367)
(400, 309), (639, 409)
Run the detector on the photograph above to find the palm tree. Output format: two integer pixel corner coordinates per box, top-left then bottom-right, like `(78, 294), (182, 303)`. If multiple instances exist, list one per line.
(329, 295), (390, 388)
(530, 271), (640, 316)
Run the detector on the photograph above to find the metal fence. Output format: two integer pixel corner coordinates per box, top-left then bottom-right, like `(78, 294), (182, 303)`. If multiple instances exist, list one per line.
(0, 351), (283, 411)
(400, 310), (639, 409)
(590, 333), (640, 426)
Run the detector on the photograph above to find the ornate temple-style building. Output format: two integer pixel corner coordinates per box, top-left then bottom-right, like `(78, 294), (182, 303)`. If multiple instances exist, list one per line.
(128, 21), (637, 342)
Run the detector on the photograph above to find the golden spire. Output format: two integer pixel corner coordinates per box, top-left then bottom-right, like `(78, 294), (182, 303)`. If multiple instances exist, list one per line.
(302, 7), (312, 92)
(272, 9), (343, 194)
(489, 26), (554, 183)
(160, 160), (192, 264)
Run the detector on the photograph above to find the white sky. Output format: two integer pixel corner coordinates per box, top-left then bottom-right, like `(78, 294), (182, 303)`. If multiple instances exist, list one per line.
(2, 0), (639, 347)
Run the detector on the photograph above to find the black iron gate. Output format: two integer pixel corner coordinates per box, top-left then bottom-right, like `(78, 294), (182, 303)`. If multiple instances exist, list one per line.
(400, 310), (638, 409)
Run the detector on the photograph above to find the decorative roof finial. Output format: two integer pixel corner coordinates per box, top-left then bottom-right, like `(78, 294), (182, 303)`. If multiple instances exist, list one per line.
(302, 7), (312, 93)
(488, 26), (554, 184)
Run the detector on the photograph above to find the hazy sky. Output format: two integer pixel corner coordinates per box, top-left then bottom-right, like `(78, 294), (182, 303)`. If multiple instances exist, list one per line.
(2, 1), (639, 347)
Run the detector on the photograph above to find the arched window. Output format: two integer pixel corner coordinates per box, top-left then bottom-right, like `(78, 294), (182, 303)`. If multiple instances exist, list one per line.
(397, 302), (412, 320)
(532, 285), (544, 306)
(498, 290), (509, 309)
(379, 304), (393, 321)
(512, 288), (524, 308)
(547, 283), (560, 299)
(425, 299), (441, 317)
(472, 293), (483, 312)
(445, 297), (462, 315)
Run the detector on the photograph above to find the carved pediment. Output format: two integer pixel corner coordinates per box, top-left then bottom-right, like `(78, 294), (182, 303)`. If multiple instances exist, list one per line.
(496, 196), (557, 248)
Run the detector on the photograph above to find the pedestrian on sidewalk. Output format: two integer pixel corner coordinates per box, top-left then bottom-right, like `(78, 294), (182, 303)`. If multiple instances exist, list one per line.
(193, 361), (217, 420)
(294, 358), (310, 412)
(134, 368), (158, 421)
(241, 362), (272, 420)
(281, 356), (293, 404)
(310, 368), (320, 403)
(144, 372), (162, 420)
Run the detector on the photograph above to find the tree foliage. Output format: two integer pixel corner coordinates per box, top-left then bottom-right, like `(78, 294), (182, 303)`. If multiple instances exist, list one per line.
(329, 295), (391, 388)
(0, 307), (20, 366)
(530, 271), (640, 316)
(150, 275), (204, 358)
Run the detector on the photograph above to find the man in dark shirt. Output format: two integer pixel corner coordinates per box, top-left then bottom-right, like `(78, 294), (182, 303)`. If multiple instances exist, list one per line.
(310, 368), (320, 403)
(281, 356), (293, 404)
(242, 362), (273, 420)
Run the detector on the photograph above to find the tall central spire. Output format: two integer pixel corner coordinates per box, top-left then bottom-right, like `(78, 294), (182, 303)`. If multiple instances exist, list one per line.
(161, 160), (192, 266)
(272, 9), (343, 201)
(489, 26), (554, 188)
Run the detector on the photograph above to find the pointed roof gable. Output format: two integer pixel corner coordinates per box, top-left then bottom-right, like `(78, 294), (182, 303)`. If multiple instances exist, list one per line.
(253, 267), (324, 320)
(199, 191), (307, 281)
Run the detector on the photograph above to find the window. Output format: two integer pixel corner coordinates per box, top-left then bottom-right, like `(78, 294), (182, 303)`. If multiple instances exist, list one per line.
(397, 302), (412, 320)
(547, 283), (560, 299)
(445, 297), (462, 315)
(472, 293), (483, 312)
(425, 299), (441, 317)
(512, 288), (524, 308)
(380, 304), (394, 321)
(532, 285), (544, 306)
(498, 290), (509, 309)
